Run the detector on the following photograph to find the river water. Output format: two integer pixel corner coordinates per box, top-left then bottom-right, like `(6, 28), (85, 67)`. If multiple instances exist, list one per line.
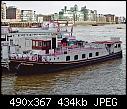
(1, 24), (126, 95)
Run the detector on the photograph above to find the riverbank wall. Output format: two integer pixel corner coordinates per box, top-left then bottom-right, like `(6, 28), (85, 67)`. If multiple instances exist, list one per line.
(70, 21), (116, 26)
(2, 21), (117, 27)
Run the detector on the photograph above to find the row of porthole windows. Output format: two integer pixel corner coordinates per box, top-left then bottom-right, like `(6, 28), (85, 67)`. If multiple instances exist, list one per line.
(47, 52), (99, 61)
(66, 52), (99, 61)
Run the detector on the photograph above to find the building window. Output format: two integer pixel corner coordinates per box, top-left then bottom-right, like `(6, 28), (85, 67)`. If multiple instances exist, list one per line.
(74, 55), (78, 60)
(118, 44), (121, 48)
(95, 52), (99, 56)
(66, 56), (70, 61)
(82, 54), (86, 58)
(89, 53), (92, 57)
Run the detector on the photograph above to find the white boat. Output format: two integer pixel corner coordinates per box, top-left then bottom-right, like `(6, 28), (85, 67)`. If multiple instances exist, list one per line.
(8, 23), (122, 75)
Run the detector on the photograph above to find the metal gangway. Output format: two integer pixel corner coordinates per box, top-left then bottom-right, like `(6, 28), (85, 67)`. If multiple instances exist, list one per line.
(1, 59), (10, 70)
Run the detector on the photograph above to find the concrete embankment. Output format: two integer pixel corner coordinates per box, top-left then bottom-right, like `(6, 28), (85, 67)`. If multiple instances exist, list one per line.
(73, 21), (116, 26)
(61, 21), (116, 26)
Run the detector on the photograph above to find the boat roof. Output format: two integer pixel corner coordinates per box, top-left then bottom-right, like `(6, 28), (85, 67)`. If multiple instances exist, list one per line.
(94, 40), (122, 44)
(12, 28), (72, 34)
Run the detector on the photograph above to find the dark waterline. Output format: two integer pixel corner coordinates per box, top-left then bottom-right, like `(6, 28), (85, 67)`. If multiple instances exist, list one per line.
(1, 24), (126, 95)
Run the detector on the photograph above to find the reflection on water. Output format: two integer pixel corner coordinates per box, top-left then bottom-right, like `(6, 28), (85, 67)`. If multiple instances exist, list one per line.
(1, 24), (126, 95)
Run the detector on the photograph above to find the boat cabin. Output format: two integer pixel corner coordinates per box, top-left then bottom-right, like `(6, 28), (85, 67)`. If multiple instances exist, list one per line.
(32, 39), (51, 54)
(94, 37), (122, 54)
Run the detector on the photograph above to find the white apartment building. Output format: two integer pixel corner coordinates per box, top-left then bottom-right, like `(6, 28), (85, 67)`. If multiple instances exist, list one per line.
(96, 14), (106, 23)
(87, 9), (97, 21)
(63, 10), (74, 21)
(21, 10), (36, 22)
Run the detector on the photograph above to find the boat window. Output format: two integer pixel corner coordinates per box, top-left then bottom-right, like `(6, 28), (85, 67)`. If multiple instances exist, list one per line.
(66, 56), (70, 61)
(7, 37), (9, 41)
(42, 42), (45, 47)
(74, 55), (78, 60)
(82, 54), (86, 58)
(43, 42), (46, 47)
(115, 44), (117, 48)
(107, 44), (111, 47)
(1, 38), (6, 41)
(64, 51), (67, 54)
(57, 34), (62, 38)
(38, 41), (42, 46)
(89, 53), (92, 57)
(118, 44), (121, 48)
(46, 41), (49, 47)
(42, 42), (44, 46)
(26, 40), (30, 47)
(35, 41), (38, 46)
(10, 39), (13, 46)
(21, 34), (25, 36)
(95, 52), (99, 56)
(33, 41), (35, 46)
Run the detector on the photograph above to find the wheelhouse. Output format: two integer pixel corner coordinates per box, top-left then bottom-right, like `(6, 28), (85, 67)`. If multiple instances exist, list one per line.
(32, 39), (51, 53)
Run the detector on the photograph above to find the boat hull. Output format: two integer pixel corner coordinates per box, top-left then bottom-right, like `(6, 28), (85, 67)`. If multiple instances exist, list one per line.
(9, 51), (122, 75)
(2, 67), (9, 74)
